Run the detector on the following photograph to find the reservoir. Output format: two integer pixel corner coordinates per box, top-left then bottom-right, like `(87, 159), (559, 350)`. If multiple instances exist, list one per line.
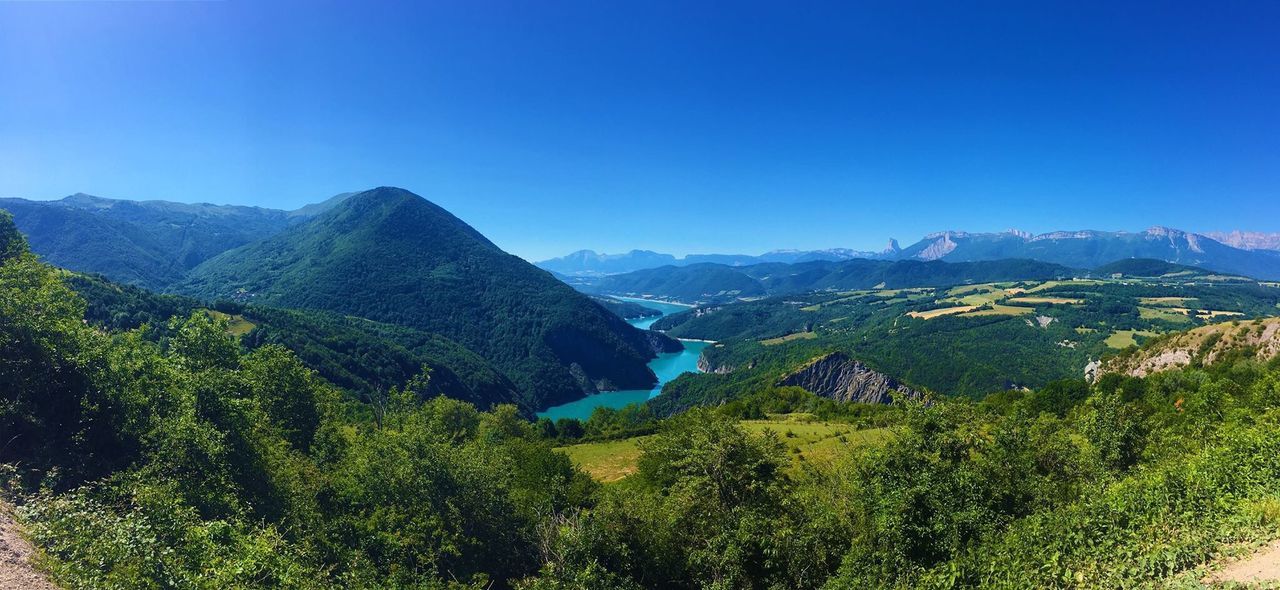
(537, 297), (710, 422)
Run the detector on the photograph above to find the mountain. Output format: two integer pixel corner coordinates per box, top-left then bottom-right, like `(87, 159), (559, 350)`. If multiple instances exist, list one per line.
(1092, 258), (1224, 278)
(544, 227), (1280, 280)
(172, 187), (670, 410)
(892, 227), (1280, 279)
(1205, 231), (1280, 252)
(0, 193), (344, 289)
(536, 247), (877, 276)
(588, 258), (1077, 303)
(536, 249), (679, 276)
(65, 272), (522, 410)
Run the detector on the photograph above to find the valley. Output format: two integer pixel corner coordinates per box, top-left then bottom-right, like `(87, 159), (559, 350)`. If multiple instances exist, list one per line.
(537, 297), (710, 421)
(5, 194), (1280, 589)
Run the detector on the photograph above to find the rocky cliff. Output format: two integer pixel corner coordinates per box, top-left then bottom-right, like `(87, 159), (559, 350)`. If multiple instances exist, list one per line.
(1097, 317), (1280, 379)
(779, 352), (926, 404)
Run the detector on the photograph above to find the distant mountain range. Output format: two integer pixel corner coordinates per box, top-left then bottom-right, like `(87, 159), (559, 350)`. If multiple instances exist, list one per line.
(539, 227), (1280, 280)
(536, 247), (886, 276)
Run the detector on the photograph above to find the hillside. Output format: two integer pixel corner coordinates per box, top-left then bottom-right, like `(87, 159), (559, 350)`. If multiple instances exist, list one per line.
(0, 193), (348, 290)
(173, 187), (669, 410)
(1098, 317), (1280, 379)
(65, 272), (524, 411)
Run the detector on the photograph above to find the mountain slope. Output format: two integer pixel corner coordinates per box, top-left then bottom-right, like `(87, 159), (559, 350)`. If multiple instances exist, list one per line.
(173, 187), (666, 410)
(0, 193), (336, 289)
(64, 271), (523, 410)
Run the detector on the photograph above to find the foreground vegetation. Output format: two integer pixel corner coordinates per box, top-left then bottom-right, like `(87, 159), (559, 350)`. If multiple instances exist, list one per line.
(6, 211), (1280, 588)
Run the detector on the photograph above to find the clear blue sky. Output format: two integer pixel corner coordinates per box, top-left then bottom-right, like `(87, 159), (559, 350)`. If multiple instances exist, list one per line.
(2, 1), (1278, 261)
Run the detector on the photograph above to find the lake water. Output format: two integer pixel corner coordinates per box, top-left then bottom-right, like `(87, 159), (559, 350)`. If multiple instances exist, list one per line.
(537, 297), (709, 422)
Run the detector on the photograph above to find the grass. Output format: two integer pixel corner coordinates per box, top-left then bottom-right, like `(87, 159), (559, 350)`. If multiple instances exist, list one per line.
(558, 437), (651, 483)
(1106, 329), (1159, 349)
(1140, 296), (1197, 307)
(961, 304), (1035, 317)
(559, 418), (892, 481)
(1006, 296), (1083, 305)
(1026, 279), (1103, 293)
(760, 332), (818, 346)
(741, 420), (890, 466)
(1138, 306), (1193, 323)
(206, 310), (257, 337)
(908, 305), (979, 319)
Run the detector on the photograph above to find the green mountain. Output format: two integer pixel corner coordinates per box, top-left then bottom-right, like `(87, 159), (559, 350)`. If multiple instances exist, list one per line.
(173, 187), (668, 410)
(1091, 257), (1224, 278)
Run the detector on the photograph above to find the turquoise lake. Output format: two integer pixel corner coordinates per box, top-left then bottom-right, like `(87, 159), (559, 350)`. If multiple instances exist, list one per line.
(537, 297), (709, 422)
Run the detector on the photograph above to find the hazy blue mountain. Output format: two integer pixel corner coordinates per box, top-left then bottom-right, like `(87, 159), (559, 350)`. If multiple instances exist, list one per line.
(536, 247), (879, 276)
(0, 192), (347, 289)
(1206, 231), (1280, 252)
(173, 187), (671, 410)
(546, 227), (1280, 280)
(891, 227), (1280, 279)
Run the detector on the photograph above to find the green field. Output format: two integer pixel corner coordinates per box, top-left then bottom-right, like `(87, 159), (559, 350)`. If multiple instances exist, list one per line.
(558, 436), (651, 482)
(1105, 329), (1159, 349)
(559, 417), (891, 481)
(207, 309), (257, 337)
(963, 303), (1035, 317)
(760, 331), (818, 345)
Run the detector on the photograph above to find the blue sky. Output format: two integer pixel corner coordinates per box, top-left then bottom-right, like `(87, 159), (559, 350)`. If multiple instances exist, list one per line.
(2, 1), (1278, 261)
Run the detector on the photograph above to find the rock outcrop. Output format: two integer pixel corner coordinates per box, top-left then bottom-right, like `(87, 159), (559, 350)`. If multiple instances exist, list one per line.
(1097, 317), (1280, 379)
(779, 352), (926, 404)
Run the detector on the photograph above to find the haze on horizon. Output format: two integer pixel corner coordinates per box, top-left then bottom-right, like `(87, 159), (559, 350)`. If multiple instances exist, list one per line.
(2, 1), (1278, 260)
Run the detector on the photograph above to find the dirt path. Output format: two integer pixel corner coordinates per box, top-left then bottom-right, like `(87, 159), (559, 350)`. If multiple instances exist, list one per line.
(1208, 540), (1280, 586)
(0, 502), (58, 590)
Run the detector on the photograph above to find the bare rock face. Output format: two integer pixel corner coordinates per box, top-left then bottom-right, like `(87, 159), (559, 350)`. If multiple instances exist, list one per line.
(779, 352), (925, 404)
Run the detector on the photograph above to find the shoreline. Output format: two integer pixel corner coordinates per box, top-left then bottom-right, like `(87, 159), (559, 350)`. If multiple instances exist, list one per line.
(613, 295), (697, 308)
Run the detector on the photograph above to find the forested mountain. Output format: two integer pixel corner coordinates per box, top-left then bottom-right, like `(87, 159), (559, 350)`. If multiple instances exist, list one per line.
(173, 187), (669, 410)
(65, 272), (523, 411)
(0, 193), (350, 289)
(586, 257), (1077, 303)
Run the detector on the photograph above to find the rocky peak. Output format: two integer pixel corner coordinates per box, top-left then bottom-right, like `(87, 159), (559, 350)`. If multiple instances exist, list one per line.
(916, 233), (959, 261)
